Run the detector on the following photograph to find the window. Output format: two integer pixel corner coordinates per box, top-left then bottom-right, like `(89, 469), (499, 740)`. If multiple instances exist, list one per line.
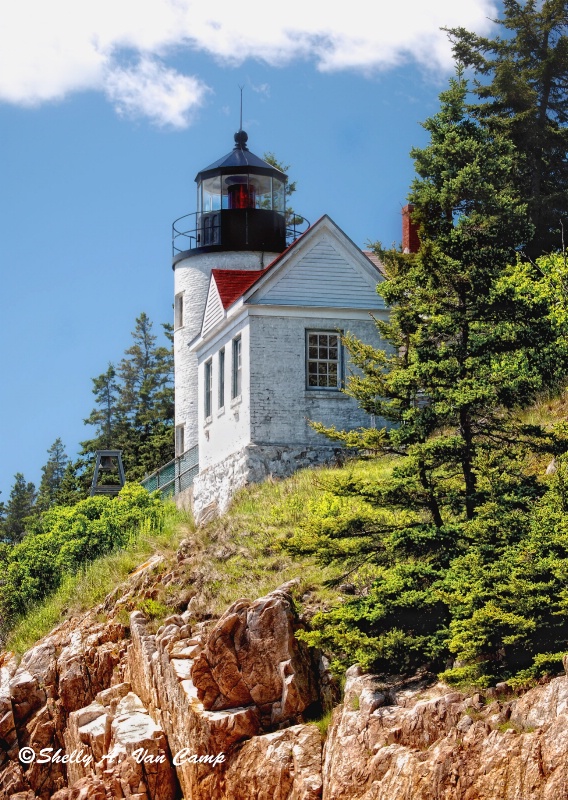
(175, 424), (185, 456)
(205, 360), (213, 419)
(174, 292), (184, 329)
(218, 348), (225, 409)
(306, 331), (342, 390)
(232, 336), (242, 399)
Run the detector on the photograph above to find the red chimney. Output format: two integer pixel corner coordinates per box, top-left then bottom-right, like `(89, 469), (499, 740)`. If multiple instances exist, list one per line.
(402, 204), (420, 253)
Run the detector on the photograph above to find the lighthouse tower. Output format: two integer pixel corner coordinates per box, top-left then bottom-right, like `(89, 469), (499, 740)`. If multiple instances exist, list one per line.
(172, 130), (289, 458)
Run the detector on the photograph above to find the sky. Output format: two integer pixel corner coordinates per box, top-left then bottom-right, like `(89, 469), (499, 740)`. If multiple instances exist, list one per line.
(0, 0), (500, 498)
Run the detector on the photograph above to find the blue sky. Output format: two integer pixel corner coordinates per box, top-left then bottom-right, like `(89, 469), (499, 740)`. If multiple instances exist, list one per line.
(0, 0), (500, 497)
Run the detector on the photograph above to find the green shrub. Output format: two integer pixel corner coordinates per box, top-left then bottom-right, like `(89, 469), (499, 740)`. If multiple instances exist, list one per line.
(0, 483), (165, 633)
(137, 598), (169, 620)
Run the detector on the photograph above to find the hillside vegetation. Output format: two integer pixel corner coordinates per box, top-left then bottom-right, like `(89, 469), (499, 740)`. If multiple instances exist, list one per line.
(2, 460), (388, 656)
(3, 399), (568, 695)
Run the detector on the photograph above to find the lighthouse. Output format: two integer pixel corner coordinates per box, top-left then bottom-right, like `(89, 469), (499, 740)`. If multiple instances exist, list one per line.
(169, 127), (387, 521)
(172, 130), (291, 459)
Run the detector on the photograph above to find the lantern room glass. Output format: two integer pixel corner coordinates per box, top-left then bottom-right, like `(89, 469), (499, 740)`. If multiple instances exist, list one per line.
(272, 177), (285, 214)
(197, 171), (287, 217)
(199, 176), (222, 213)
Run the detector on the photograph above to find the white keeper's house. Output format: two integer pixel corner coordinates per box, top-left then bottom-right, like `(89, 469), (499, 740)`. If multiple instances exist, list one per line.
(164, 128), (394, 520)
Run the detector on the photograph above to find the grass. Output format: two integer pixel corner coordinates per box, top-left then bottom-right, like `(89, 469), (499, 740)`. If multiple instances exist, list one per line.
(312, 709), (334, 738)
(495, 720), (535, 735)
(520, 388), (568, 429)
(6, 503), (191, 655)
(3, 456), (393, 657)
(193, 457), (394, 617)
(350, 695), (361, 711)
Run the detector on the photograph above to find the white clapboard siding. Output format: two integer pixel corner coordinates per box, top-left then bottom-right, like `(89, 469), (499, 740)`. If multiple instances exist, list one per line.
(202, 281), (225, 336)
(253, 240), (384, 309)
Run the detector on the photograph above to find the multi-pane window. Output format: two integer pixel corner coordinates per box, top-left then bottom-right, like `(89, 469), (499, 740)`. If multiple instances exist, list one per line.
(204, 359), (213, 419)
(174, 292), (184, 329)
(306, 331), (342, 389)
(218, 348), (225, 408)
(232, 336), (242, 399)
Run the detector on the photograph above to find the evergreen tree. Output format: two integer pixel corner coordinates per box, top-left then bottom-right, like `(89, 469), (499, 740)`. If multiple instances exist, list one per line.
(2, 474), (36, 544)
(298, 73), (568, 675)
(81, 315), (174, 481)
(446, 0), (568, 257)
(116, 314), (174, 478)
(36, 438), (69, 511)
(82, 364), (121, 450)
(318, 73), (542, 522)
(52, 460), (91, 507)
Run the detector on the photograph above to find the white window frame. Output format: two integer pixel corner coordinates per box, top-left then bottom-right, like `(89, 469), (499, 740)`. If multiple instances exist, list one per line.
(204, 359), (213, 420)
(174, 292), (184, 330)
(175, 423), (185, 456)
(232, 336), (242, 400)
(218, 347), (225, 409)
(306, 330), (343, 391)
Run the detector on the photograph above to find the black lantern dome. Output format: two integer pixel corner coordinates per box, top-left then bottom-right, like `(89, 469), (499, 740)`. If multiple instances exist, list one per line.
(172, 131), (290, 263)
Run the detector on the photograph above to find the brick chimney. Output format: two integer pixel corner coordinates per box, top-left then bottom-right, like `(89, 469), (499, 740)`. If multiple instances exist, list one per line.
(402, 204), (420, 253)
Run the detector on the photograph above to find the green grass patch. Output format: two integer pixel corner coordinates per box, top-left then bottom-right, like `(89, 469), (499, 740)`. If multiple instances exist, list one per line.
(201, 459), (393, 616)
(5, 502), (191, 655)
(3, 457), (396, 662)
(312, 709), (334, 738)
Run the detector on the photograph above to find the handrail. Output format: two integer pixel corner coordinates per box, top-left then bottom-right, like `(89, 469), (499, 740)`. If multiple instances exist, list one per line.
(140, 445), (199, 498)
(172, 210), (310, 256)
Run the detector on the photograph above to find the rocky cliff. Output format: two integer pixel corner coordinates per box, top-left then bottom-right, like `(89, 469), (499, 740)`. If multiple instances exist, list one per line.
(2, 545), (568, 800)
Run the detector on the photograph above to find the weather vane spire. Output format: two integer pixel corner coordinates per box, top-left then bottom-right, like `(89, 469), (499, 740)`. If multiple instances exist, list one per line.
(234, 85), (248, 149)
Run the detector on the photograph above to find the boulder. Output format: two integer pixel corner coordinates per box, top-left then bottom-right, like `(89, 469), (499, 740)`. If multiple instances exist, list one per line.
(191, 584), (319, 726)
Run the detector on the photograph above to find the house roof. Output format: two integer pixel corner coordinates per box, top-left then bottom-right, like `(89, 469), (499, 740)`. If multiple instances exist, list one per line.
(208, 217), (384, 313)
(207, 222), (317, 311)
(196, 131), (287, 181)
(194, 215), (388, 350)
(362, 250), (385, 276)
(211, 269), (268, 309)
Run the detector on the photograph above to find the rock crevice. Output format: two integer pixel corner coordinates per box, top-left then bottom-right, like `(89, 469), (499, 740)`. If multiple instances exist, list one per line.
(3, 582), (568, 799)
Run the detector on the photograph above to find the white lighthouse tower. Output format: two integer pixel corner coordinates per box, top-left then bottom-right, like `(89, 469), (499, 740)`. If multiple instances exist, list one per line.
(172, 130), (289, 459)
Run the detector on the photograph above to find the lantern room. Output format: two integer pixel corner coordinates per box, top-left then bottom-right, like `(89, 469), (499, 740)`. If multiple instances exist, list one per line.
(172, 130), (303, 263)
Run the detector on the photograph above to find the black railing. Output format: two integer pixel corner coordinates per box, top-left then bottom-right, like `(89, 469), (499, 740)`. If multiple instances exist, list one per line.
(172, 210), (310, 257)
(140, 445), (199, 498)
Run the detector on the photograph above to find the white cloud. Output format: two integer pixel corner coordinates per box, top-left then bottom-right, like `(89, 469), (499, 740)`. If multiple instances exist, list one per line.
(104, 58), (209, 128)
(0, 0), (497, 126)
(250, 82), (270, 98)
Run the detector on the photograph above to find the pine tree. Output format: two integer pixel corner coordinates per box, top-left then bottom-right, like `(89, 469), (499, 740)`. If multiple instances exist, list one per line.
(82, 363), (122, 450)
(116, 314), (174, 478)
(36, 438), (69, 511)
(2, 474), (36, 544)
(52, 460), (91, 507)
(81, 315), (174, 481)
(446, 0), (568, 257)
(318, 72), (541, 523)
(298, 73), (568, 674)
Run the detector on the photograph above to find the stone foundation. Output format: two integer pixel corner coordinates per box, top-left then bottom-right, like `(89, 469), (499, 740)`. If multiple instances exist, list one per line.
(175, 484), (193, 513)
(192, 443), (346, 524)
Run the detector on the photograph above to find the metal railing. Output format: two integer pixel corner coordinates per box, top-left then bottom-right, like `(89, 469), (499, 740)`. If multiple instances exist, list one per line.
(172, 210), (310, 256)
(140, 445), (199, 498)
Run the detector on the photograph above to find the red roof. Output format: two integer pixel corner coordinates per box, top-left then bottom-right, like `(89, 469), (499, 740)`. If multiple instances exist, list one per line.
(211, 218), (377, 312)
(210, 224), (315, 310)
(212, 269), (268, 309)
